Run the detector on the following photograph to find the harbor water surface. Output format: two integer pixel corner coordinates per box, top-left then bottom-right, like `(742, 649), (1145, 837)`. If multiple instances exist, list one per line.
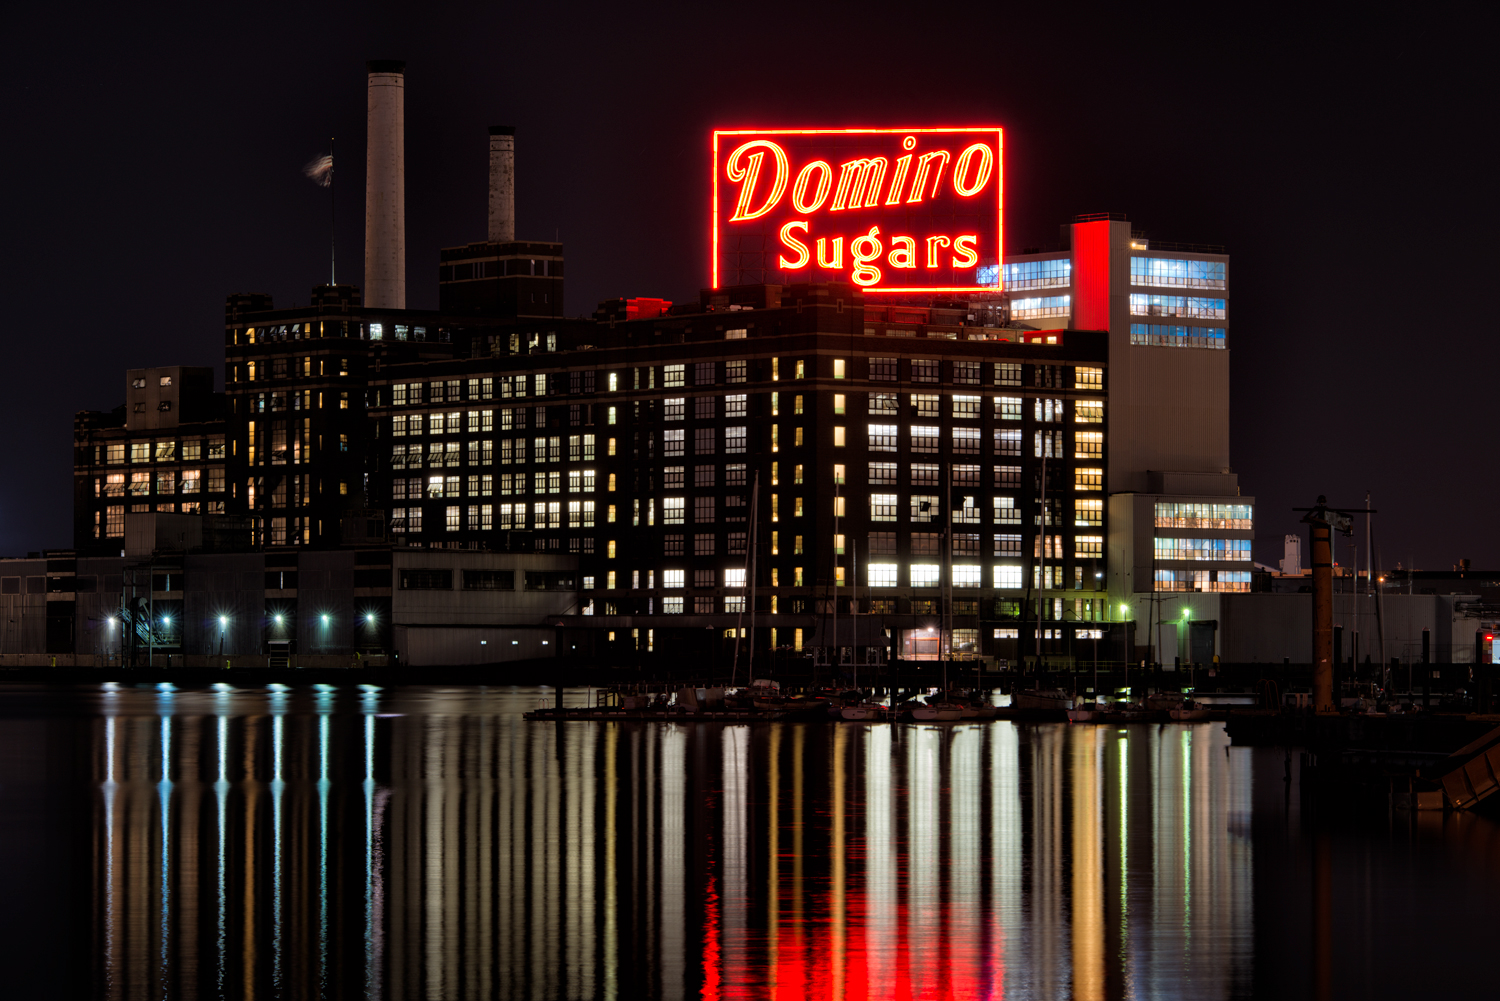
(2, 683), (1497, 999)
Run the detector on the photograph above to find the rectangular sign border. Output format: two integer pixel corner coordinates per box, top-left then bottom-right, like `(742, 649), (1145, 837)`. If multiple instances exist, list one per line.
(712, 126), (1004, 294)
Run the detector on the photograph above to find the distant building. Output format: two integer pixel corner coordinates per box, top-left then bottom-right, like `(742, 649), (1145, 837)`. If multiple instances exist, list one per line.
(1004, 214), (1252, 612)
(73, 367), (229, 555)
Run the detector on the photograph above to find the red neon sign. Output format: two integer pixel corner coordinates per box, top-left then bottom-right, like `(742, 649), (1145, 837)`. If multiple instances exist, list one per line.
(712, 127), (1003, 293)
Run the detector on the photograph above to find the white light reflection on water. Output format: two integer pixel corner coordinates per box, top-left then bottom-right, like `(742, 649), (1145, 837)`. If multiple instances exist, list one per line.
(77, 687), (1356, 999)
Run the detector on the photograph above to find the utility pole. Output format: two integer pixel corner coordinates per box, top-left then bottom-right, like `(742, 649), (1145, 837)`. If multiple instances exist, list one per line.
(1296, 497), (1375, 716)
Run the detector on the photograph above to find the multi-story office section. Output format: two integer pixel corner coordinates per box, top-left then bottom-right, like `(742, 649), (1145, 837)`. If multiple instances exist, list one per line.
(366, 282), (1113, 664)
(73, 367), (230, 555)
(1002, 213), (1253, 600)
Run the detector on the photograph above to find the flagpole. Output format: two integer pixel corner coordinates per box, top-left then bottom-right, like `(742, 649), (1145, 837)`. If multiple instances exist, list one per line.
(329, 137), (336, 285)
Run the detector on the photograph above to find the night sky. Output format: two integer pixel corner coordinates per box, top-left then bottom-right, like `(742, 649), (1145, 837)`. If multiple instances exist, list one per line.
(3, 3), (1491, 568)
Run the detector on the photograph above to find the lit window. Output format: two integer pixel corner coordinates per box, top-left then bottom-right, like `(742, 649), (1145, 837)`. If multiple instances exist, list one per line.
(833, 394), (845, 414)
(833, 426), (845, 447)
(1075, 468), (1103, 491)
(953, 565), (981, 588)
(1075, 498), (1104, 527)
(1012, 295), (1071, 319)
(911, 495), (939, 522)
(663, 569), (685, 588)
(726, 427), (747, 453)
(665, 429), (685, 457)
(1075, 400), (1104, 423)
(664, 364), (685, 388)
(993, 533), (1022, 556)
(868, 424), (897, 452)
(993, 497), (1020, 524)
(1075, 366), (1104, 390)
(1129, 293), (1225, 319)
(1076, 536), (1104, 558)
(995, 429), (1022, 456)
(952, 395), (980, 418)
(664, 398), (685, 420)
(911, 564), (940, 587)
(725, 568), (746, 588)
(993, 565), (1023, 589)
(995, 396), (1022, 421)
(1154, 538), (1252, 562)
(868, 462), (897, 485)
(833, 359), (846, 379)
(911, 426), (939, 453)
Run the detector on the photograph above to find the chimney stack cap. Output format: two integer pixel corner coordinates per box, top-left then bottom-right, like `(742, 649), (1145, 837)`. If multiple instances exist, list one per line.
(367, 59), (406, 74)
(489, 125), (515, 136)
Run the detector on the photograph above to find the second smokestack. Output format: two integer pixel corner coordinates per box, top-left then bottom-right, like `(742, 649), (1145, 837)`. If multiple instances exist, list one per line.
(365, 60), (406, 309)
(489, 126), (515, 243)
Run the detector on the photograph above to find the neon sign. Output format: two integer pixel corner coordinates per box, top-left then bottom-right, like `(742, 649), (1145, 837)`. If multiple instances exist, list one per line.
(712, 127), (1003, 293)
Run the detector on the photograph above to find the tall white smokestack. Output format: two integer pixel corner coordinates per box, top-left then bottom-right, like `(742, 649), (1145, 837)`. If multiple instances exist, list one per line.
(364, 60), (406, 309)
(488, 125), (515, 243)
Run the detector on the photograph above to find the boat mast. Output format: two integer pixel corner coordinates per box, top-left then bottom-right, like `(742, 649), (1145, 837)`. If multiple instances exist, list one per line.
(1037, 449), (1046, 674)
(833, 480), (839, 683)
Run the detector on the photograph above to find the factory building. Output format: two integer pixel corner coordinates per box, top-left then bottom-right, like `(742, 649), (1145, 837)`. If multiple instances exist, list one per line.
(59, 62), (1256, 670)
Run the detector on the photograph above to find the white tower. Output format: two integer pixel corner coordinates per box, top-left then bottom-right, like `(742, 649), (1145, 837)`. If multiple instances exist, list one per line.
(364, 60), (406, 309)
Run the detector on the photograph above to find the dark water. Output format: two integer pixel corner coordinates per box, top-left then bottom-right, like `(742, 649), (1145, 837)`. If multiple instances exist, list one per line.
(1, 685), (1497, 1000)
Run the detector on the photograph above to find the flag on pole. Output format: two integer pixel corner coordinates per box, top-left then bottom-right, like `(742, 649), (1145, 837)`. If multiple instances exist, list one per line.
(303, 154), (333, 187)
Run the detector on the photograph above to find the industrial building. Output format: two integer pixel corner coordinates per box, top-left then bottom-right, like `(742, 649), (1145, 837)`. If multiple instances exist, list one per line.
(55, 60), (1275, 671)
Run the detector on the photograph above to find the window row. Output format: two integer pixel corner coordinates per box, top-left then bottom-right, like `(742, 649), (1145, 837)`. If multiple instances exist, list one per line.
(102, 440), (226, 464)
(1155, 569), (1251, 592)
(95, 469), (225, 497)
(1130, 256), (1226, 289)
(391, 437), (600, 468)
(1001, 258), (1072, 290)
(865, 563), (1095, 589)
(864, 424), (1103, 459)
(862, 531), (1102, 557)
(1154, 502), (1253, 530)
(1128, 324), (1227, 350)
(1154, 538), (1253, 562)
(96, 502), (226, 536)
(661, 395), (747, 421)
(391, 501), (598, 533)
(865, 393), (1103, 421)
(1011, 295), (1071, 319)
(1128, 295), (1226, 320)
(390, 470), (600, 499)
(246, 389), (348, 413)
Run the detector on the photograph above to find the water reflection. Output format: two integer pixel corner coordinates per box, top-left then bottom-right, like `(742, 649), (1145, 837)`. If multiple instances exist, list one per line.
(36, 685), (1492, 998)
